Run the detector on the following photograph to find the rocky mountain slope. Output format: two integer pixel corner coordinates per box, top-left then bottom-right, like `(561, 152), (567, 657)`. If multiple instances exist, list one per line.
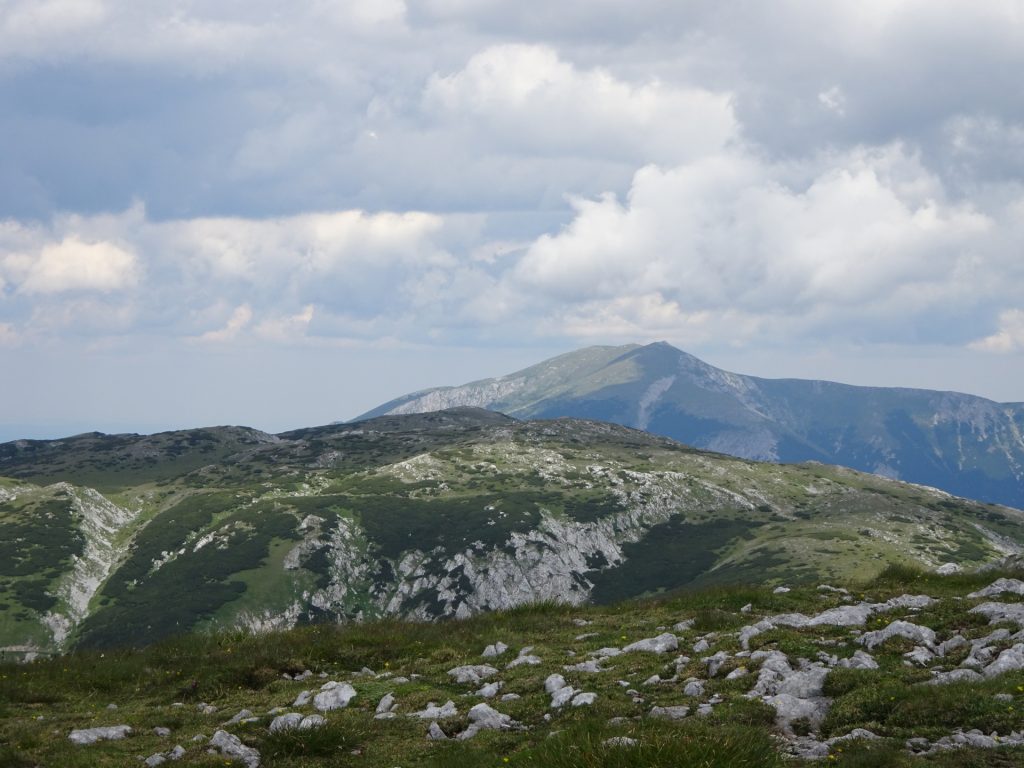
(3, 562), (1024, 767)
(1, 408), (1022, 657)
(359, 342), (1024, 508)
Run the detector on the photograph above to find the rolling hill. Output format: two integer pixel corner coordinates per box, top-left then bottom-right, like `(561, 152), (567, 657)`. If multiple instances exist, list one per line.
(1, 408), (1021, 656)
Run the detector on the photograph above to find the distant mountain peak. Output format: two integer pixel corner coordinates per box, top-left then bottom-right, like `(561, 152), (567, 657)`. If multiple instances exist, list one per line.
(358, 343), (1024, 508)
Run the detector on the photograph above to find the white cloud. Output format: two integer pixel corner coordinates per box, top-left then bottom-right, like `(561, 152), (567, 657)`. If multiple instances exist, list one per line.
(255, 305), (315, 343)
(510, 143), (994, 342)
(0, 322), (19, 347)
(818, 86), (846, 116)
(163, 209), (448, 283)
(196, 304), (253, 343)
(970, 309), (1024, 353)
(424, 44), (737, 164)
(4, 236), (138, 295)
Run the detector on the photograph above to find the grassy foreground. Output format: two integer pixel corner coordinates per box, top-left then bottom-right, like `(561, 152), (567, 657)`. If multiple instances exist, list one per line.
(2, 564), (1024, 767)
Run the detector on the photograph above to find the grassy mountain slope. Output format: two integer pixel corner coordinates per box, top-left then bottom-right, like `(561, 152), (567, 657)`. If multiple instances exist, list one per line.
(359, 342), (1024, 508)
(0, 408), (1021, 657)
(3, 563), (1024, 767)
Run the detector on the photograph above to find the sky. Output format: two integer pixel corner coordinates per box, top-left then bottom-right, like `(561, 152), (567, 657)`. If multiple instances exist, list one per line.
(1, 0), (1023, 440)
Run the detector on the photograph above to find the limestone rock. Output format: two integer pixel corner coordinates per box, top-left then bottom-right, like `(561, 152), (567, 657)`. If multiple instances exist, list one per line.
(209, 731), (260, 768)
(314, 681), (356, 711)
(427, 722), (448, 741)
(623, 633), (678, 654)
(482, 641), (509, 657)
(412, 701), (458, 719)
(970, 579), (1024, 598)
(68, 726), (132, 746)
(859, 620), (936, 650)
(448, 664), (499, 684)
(269, 713), (302, 733)
(650, 705), (689, 720)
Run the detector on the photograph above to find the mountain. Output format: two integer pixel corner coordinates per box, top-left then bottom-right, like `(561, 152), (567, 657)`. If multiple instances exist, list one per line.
(1, 408), (1021, 656)
(359, 342), (1024, 508)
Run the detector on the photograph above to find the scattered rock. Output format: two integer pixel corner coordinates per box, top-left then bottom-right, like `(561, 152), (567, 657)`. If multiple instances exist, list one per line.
(226, 708), (256, 729)
(836, 650), (878, 670)
(376, 693), (397, 714)
(970, 602), (1024, 627)
(412, 701), (458, 719)
(604, 736), (638, 747)
(482, 642), (509, 658)
(545, 674), (568, 694)
(773, 586), (791, 594)
(448, 664), (499, 684)
(927, 668), (983, 685)
(704, 651), (730, 677)
(269, 714), (303, 733)
(314, 681), (356, 711)
(550, 686), (577, 708)
(153, 727), (172, 737)
(571, 692), (597, 706)
(983, 643), (1024, 678)
(292, 691), (312, 707)
(68, 726), (132, 746)
(623, 633), (678, 654)
(507, 646), (542, 668)
(969, 579), (1024, 598)
(936, 563), (962, 575)
(476, 682), (502, 698)
(859, 620), (936, 650)
(904, 646), (935, 666)
(650, 705), (689, 720)
(457, 703), (522, 740)
(683, 679), (705, 697)
(209, 731), (260, 768)
(299, 715), (325, 729)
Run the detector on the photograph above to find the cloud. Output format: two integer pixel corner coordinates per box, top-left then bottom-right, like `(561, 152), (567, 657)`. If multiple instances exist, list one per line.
(509, 143), (997, 343)
(3, 236), (138, 294)
(0, 322), (19, 347)
(423, 44), (737, 165)
(970, 309), (1024, 353)
(196, 304), (253, 343)
(255, 305), (315, 343)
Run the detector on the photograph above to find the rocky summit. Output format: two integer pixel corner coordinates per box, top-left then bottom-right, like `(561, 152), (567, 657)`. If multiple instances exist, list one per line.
(359, 342), (1024, 509)
(1, 408), (1022, 657)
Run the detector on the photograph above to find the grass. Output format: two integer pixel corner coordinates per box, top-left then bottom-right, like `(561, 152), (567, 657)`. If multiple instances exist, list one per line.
(2, 562), (1024, 767)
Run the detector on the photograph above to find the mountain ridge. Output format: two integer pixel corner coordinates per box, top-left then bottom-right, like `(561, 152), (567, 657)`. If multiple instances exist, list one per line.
(359, 343), (1024, 508)
(2, 408), (1022, 656)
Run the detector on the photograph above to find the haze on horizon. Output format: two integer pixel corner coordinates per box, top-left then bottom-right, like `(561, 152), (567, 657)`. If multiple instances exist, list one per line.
(1, 0), (1022, 441)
